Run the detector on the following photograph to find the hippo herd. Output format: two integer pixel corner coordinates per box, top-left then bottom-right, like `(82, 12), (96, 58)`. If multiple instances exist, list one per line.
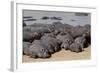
(23, 22), (91, 58)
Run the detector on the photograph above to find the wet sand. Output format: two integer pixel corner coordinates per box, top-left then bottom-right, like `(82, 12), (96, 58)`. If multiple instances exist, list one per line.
(22, 46), (91, 63)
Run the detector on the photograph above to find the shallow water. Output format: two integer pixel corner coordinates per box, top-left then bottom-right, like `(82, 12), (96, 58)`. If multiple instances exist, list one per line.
(23, 10), (91, 26)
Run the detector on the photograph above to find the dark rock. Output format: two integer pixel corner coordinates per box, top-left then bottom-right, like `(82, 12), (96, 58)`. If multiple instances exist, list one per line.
(23, 21), (26, 27)
(41, 16), (49, 20)
(23, 16), (32, 19)
(51, 17), (62, 20)
(23, 18), (37, 21)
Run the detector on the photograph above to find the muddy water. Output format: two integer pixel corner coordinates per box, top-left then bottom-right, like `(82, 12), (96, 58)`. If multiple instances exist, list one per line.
(22, 46), (91, 63)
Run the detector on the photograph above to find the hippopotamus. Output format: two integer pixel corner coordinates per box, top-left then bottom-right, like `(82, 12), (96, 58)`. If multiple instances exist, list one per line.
(41, 34), (61, 53)
(23, 42), (32, 55)
(70, 43), (82, 53)
(83, 24), (91, 44)
(30, 27), (51, 34)
(74, 36), (87, 49)
(23, 30), (42, 43)
(23, 31), (34, 43)
(70, 24), (91, 38)
(56, 32), (74, 50)
(52, 22), (73, 33)
(29, 40), (51, 58)
(23, 25), (51, 40)
(61, 41), (70, 50)
(69, 36), (87, 53)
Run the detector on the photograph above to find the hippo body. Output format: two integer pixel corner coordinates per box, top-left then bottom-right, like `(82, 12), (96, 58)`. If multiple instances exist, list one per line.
(29, 40), (51, 58)
(41, 34), (61, 53)
(23, 26), (43, 43)
(70, 24), (91, 38)
(70, 43), (82, 53)
(74, 36), (87, 49)
(23, 42), (32, 55)
(56, 32), (74, 50)
(69, 36), (87, 53)
(23, 31), (34, 43)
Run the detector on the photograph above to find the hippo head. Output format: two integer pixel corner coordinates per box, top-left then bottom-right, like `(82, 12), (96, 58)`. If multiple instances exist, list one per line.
(61, 41), (70, 50)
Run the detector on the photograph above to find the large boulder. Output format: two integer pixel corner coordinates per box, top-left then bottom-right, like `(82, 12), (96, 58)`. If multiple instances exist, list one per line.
(23, 21), (26, 27)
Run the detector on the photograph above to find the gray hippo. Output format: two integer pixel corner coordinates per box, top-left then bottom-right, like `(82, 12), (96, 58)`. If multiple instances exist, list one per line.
(70, 43), (82, 53)
(29, 40), (51, 58)
(23, 42), (32, 55)
(52, 22), (73, 33)
(23, 31), (34, 43)
(69, 36), (87, 53)
(70, 24), (91, 38)
(23, 30), (42, 43)
(30, 27), (51, 34)
(56, 32), (74, 50)
(41, 33), (61, 53)
(74, 35), (87, 49)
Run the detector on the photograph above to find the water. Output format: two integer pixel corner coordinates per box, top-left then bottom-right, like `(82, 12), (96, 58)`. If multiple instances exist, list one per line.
(23, 10), (91, 26)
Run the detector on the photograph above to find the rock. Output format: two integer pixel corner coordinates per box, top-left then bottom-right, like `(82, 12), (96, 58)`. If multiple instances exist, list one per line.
(41, 16), (49, 20)
(23, 21), (26, 27)
(51, 17), (62, 20)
